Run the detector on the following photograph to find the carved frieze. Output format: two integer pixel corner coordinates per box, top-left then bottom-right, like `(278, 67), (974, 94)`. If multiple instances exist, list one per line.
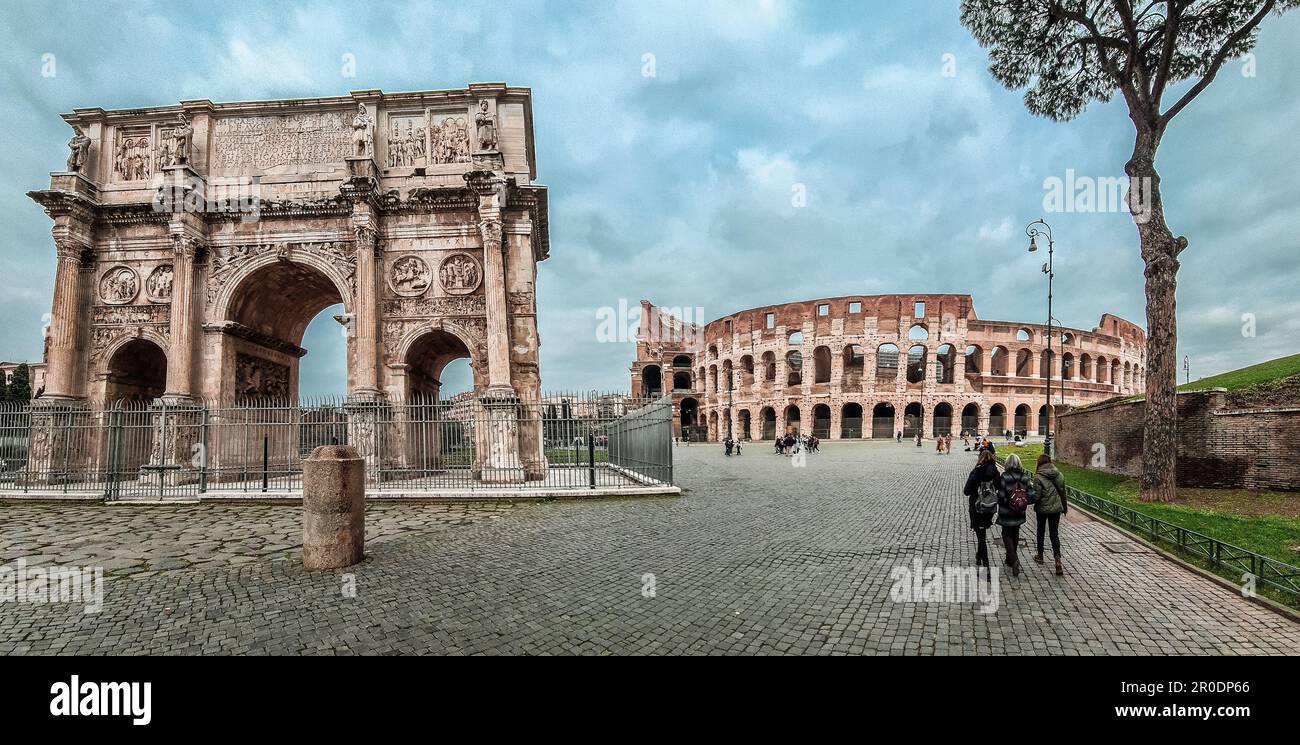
(206, 240), (356, 305)
(387, 114), (427, 168)
(99, 266), (139, 305)
(438, 252), (482, 295)
(429, 114), (471, 164)
(235, 353), (290, 399)
(381, 295), (485, 319)
(93, 304), (170, 326)
(145, 265), (174, 302)
(211, 112), (353, 171)
(388, 255), (432, 297)
(507, 290), (536, 315)
(381, 317), (487, 361)
(113, 125), (153, 181)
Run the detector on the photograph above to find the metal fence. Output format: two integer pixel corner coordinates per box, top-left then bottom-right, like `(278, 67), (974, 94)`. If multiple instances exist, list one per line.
(0, 391), (675, 500)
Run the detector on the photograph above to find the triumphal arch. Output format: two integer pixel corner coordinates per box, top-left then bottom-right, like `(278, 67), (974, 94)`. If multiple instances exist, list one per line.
(28, 83), (549, 484)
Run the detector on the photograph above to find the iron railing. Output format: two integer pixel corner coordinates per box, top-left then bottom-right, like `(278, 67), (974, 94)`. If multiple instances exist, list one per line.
(0, 391), (675, 500)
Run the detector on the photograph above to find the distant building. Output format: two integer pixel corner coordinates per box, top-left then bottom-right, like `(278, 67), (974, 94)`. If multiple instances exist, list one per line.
(0, 361), (47, 399)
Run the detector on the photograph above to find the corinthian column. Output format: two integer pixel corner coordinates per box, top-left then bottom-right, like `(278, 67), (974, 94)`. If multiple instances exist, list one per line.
(164, 233), (200, 401)
(351, 223), (381, 397)
(44, 239), (89, 401)
(468, 172), (513, 394)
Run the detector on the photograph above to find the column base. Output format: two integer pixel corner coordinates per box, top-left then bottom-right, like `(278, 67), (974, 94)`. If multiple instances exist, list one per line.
(478, 388), (525, 484)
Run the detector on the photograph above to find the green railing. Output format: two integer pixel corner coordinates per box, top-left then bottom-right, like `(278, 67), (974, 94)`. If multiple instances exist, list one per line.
(996, 456), (1300, 608)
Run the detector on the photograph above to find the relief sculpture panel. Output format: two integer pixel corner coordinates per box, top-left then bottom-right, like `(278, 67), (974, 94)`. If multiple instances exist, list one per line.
(211, 112), (353, 171)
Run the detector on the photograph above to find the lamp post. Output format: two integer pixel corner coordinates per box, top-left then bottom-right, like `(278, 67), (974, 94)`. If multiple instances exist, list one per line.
(1027, 218), (1056, 459)
(1183, 355), (1190, 385)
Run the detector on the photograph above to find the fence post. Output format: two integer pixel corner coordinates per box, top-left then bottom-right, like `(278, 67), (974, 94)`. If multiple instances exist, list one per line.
(588, 432), (596, 488)
(198, 404), (209, 493)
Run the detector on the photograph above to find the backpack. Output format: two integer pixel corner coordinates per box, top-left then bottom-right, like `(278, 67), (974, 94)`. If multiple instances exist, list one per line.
(1008, 477), (1029, 514)
(974, 479), (999, 515)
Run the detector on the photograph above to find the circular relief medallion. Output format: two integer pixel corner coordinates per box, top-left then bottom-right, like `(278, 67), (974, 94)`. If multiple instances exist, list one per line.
(99, 266), (139, 305)
(388, 254), (432, 297)
(438, 252), (482, 296)
(145, 264), (174, 302)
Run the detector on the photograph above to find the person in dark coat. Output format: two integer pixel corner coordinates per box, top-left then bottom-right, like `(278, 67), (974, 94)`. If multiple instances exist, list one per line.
(996, 453), (1038, 576)
(1033, 453), (1069, 576)
(962, 449), (1000, 576)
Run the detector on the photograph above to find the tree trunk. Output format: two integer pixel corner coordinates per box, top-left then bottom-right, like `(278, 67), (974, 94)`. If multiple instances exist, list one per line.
(1128, 129), (1182, 504)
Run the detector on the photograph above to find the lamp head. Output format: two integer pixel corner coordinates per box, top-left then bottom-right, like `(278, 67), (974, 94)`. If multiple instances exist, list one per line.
(1028, 235), (1038, 253)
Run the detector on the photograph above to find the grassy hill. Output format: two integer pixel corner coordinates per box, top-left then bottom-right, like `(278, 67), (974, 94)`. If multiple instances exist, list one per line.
(1180, 353), (1300, 392)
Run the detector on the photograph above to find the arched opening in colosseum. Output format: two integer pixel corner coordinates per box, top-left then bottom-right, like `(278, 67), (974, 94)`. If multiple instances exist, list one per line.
(989, 403), (1006, 434)
(738, 409), (751, 439)
(964, 345), (982, 377)
(908, 324), (929, 341)
(961, 403), (979, 434)
(906, 345), (927, 384)
(708, 364), (718, 393)
(680, 397), (700, 440)
(843, 345), (865, 389)
(841, 403), (863, 438)
(788, 331), (803, 346)
(785, 351), (802, 386)
(1061, 352), (1075, 380)
(1038, 405), (1049, 435)
(990, 346), (1008, 376)
(760, 406), (776, 439)
(740, 355), (754, 387)
(1014, 404), (1031, 435)
(783, 404), (801, 435)
(1095, 355), (1107, 383)
(903, 402), (924, 438)
(708, 344), (718, 359)
(1061, 332), (1075, 345)
(933, 402), (953, 436)
(1111, 359), (1121, 388)
(812, 404), (831, 438)
(1016, 328), (1032, 342)
(672, 354), (692, 368)
(722, 359), (734, 391)
(871, 403), (895, 438)
(1080, 353), (1092, 381)
(672, 371), (691, 390)
(877, 343), (899, 379)
(1123, 361), (1132, 390)
(935, 344), (955, 383)
(761, 352), (776, 382)
(813, 346), (832, 384)
(641, 365), (662, 398)
(104, 338), (168, 404)
(1039, 349), (1054, 379)
(1015, 348), (1034, 377)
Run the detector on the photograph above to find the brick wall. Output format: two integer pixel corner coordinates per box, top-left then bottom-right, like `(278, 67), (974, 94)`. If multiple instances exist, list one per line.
(1057, 389), (1300, 492)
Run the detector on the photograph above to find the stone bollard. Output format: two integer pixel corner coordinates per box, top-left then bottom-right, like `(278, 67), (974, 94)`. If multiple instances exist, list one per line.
(302, 445), (365, 570)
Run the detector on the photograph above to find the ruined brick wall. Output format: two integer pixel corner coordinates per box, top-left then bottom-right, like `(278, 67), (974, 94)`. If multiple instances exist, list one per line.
(1057, 388), (1300, 492)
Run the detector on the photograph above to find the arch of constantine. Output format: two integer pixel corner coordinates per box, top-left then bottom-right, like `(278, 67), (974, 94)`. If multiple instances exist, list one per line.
(631, 295), (1147, 441)
(26, 84), (553, 486)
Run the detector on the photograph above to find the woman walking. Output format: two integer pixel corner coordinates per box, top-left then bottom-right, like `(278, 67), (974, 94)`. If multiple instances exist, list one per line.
(962, 449), (1000, 578)
(1032, 453), (1068, 576)
(996, 454), (1037, 576)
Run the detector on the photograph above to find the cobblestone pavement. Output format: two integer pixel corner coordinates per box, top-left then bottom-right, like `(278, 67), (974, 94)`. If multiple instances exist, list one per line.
(3, 442), (1299, 655)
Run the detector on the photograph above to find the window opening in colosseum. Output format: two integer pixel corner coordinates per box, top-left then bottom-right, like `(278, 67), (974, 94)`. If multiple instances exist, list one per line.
(672, 371), (691, 390)
(877, 343), (900, 378)
(841, 403), (863, 438)
(1062, 352), (1075, 380)
(723, 360), (734, 391)
(908, 324), (929, 341)
(871, 403), (895, 438)
(961, 403), (980, 433)
(990, 346), (1008, 376)
(708, 364), (717, 392)
(903, 402), (924, 438)
(680, 397), (701, 441)
(906, 345), (927, 383)
(933, 402), (953, 436)
(1061, 332), (1074, 345)
(1038, 405), (1049, 436)
(817, 304), (829, 316)
(915, 302), (925, 318)
(849, 301), (862, 314)
(1111, 359), (1121, 388)
(1039, 349), (1054, 378)
(788, 331), (803, 346)
(765, 313), (774, 329)
(813, 346), (832, 384)
(1016, 328), (1032, 342)
(672, 355), (692, 367)
(813, 404), (831, 438)
(964, 345), (982, 376)
(760, 407), (777, 439)
(843, 345), (865, 386)
(989, 403), (1006, 433)
(738, 410), (751, 439)
(762, 352), (776, 381)
(786, 350), (803, 386)
(783, 405), (801, 435)
(708, 344), (718, 359)
(1080, 354), (1092, 380)
(1016, 348), (1034, 377)
(936, 344), (955, 383)
(641, 365), (662, 397)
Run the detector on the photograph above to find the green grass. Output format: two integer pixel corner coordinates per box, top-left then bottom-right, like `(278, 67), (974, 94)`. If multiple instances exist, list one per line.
(1179, 353), (1300, 392)
(1001, 442), (1300, 576)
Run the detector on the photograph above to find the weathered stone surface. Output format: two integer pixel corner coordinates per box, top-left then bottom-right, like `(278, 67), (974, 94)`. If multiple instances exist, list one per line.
(302, 445), (365, 569)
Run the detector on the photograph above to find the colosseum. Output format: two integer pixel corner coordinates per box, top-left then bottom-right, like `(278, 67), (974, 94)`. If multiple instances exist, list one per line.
(629, 295), (1146, 442)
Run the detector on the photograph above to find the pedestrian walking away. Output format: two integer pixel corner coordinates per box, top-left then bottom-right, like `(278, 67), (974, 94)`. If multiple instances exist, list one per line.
(962, 449), (1000, 579)
(996, 453), (1038, 576)
(1032, 452), (1069, 576)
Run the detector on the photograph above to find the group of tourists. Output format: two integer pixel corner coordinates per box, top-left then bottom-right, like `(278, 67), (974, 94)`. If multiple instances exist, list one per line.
(723, 437), (743, 456)
(774, 432), (819, 456)
(961, 449), (1068, 579)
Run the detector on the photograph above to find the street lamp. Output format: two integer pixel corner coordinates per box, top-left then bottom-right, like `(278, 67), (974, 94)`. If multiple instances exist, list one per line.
(1026, 218), (1056, 458)
(1183, 355), (1190, 385)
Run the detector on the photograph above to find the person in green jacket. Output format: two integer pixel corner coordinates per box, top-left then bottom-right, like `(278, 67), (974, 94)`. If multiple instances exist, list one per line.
(1033, 453), (1069, 576)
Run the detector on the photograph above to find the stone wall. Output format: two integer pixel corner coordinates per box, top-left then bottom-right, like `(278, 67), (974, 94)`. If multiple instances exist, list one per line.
(1056, 386), (1300, 492)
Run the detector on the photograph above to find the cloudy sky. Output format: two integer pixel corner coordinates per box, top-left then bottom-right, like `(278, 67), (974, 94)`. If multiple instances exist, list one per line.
(1, 0), (1296, 397)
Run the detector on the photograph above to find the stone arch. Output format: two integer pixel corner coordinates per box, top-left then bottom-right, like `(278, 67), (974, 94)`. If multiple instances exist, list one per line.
(841, 402), (863, 438)
(761, 351), (776, 382)
(871, 402), (895, 438)
(877, 343), (900, 379)
(813, 346), (832, 384)
(401, 326), (477, 400)
(990, 346), (1008, 376)
(759, 406), (777, 439)
(785, 350), (802, 386)
(903, 401), (923, 438)
(1039, 349), (1054, 379)
(103, 336), (168, 404)
(812, 403), (831, 437)
(672, 370), (692, 390)
(211, 248), (354, 321)
(964, 345), (982, 376)
(1061, 352), (1075, 380)
(1015, 327), (1032, 342)
(640, 365), (662, 398)
(1015, 348), (1034, 377)
(739, 354), (754, 386)
(737, 408), (752, 439)
(783, 404), (801, 434)
(933, 401), (953, 436)
(722, 358), (734, 391)
(960, 402), (979, 434)
(1014, 403), (1031, 434)
(1080, 353), (1092, 381)
(907, 324), (929, 341)
(935, 344), (955, 383)
(1038, 404), (1049, 435)
(906, 344), (927, 383)
(989, 403), (1006, 434)
(672, 354), (692, 367)
(680, 396), (701, 440)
